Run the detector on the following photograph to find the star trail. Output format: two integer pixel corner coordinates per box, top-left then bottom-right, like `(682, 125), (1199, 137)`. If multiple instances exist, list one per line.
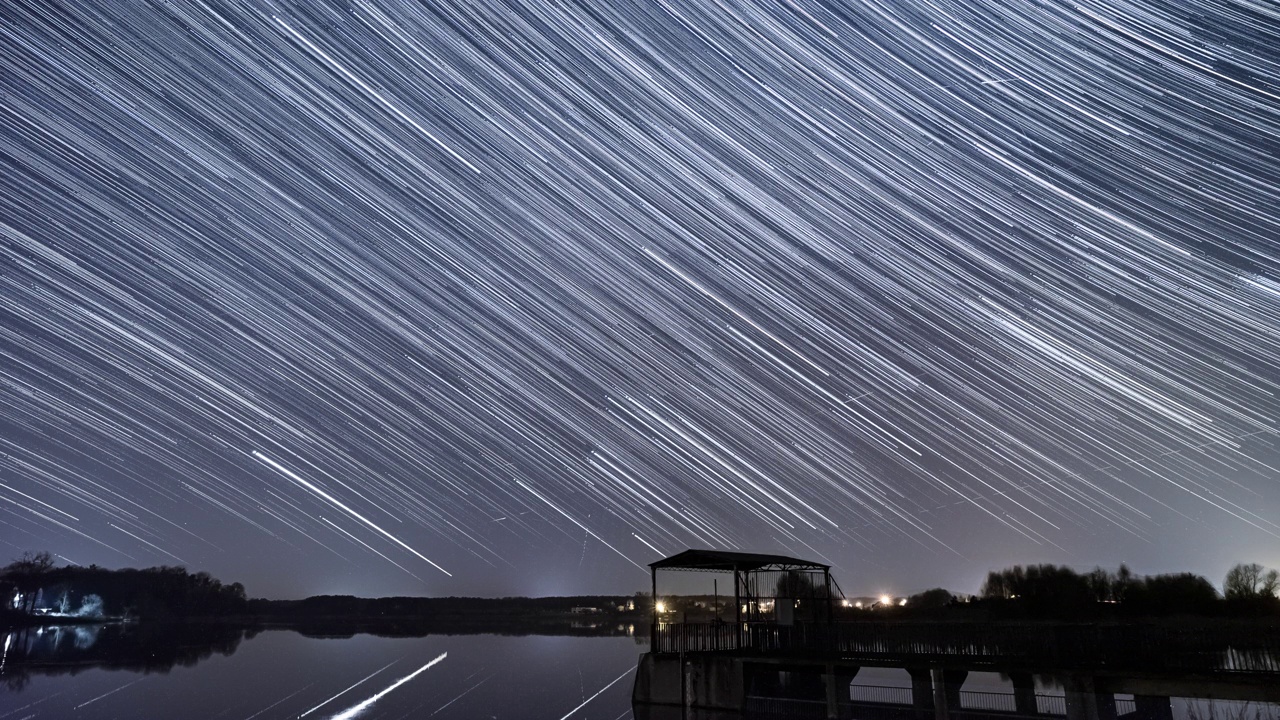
(1, 0), (1278, 597)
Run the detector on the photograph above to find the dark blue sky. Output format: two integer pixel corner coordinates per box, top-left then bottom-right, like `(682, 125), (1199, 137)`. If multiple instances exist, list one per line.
(2, 0), (1278, 599)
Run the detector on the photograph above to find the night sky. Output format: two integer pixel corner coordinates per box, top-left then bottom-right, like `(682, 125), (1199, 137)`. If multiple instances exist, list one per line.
(2, 0), (1278, 600)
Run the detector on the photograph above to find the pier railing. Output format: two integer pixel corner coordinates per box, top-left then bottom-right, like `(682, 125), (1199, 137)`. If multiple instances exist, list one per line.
(651, 619), (743, 652)
(651, 621), (1280, 675)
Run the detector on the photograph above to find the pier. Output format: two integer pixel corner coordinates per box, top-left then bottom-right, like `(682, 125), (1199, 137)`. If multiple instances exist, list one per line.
(632, 551), (1280, 719)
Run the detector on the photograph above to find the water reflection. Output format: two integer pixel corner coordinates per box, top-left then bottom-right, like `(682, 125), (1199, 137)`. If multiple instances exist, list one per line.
(1, 623), (247, 691)
(0, 625), (643, 719)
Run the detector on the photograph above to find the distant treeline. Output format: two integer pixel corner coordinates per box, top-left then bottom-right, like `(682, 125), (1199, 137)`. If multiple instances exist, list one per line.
(884, 562), (1280, 620)
(246, 595), (645, 638)
(249, 594), (644, 619)
(0, 551), (646, 625)
(6, 549), (1278, 626)
(1, 552), (247, 621)
(980, 564), (1222, 616)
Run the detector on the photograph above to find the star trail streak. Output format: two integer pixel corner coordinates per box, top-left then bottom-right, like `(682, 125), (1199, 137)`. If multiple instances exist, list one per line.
(1, 0), (1278, 596)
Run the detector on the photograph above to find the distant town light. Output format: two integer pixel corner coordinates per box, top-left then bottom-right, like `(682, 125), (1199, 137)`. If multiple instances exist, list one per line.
(655, 601), (666, 614)
(879, 595), (892, 606)
(899, 598), (907, 606)
(855, 601), (863, 609)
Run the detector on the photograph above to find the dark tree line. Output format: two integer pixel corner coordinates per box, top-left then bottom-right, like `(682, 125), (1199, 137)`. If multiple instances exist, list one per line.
(1, 552), (248, 620)
(250, 593), (644, 619)
(978, 562), (1278, 617)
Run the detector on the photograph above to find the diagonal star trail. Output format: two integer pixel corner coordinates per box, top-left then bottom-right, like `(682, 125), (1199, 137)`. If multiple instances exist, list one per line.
(1, 0), (1277, 595)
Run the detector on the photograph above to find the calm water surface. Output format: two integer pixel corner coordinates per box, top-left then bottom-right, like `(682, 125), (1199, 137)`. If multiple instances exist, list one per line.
(4, 627), (1278, 720)
(1, 628), (643, 719)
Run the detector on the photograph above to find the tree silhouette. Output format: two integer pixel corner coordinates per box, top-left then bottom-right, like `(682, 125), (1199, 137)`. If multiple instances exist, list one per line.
(1224, 563), (1280, 600)
(979, 563), (1225, 617)
(979, 564), (1092, 612)
(773, 570), (827, 600)
(1125, 573), (1219, 615)
(3, 551), (56, 613)
(9, 551), (55, 574)
(908, 588), (954, 609)
(1, 553), (251, 619)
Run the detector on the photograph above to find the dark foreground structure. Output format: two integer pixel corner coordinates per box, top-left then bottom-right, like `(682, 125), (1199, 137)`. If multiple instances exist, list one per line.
(634, 551), (1280, 720)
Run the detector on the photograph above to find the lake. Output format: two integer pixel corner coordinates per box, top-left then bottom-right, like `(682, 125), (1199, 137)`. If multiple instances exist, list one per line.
(3, 624), (1279, 719)
(1, 625), (644, 719)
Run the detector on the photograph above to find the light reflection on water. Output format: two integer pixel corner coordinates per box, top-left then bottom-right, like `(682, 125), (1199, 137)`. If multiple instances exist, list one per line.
(0, 629), (643, 719)
(5, 628), (1280, 720)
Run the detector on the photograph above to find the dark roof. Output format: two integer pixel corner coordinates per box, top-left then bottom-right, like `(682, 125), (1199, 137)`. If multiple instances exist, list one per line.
(649, 549), (830, 572)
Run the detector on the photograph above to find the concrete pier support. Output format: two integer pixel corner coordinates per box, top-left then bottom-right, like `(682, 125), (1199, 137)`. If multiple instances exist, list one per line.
(683, 655), (746, 711)
(824, 663), (859, 719)
(932, 669), (968, 720)
(633, 653), (685, 707)
(1064, 676), (1116, 720)
(1010, 672), (1038, 715)
(1132, 695), (1173, 720)
(908, 668), (935, 720)
(632, 653), (748, 711)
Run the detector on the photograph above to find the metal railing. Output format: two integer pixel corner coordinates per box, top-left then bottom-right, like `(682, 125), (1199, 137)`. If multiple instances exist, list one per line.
(959, 690), (1020, 713)
(848, 684), (914, 705)
(1037, 695), (1067, 716)
(652, 620), (743, 652)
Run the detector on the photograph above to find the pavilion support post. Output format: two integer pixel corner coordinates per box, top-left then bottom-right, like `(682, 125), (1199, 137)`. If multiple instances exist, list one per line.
(733, 565), (741, 650)
(824, 568), (833, 624)
(651, 567), (658, 650)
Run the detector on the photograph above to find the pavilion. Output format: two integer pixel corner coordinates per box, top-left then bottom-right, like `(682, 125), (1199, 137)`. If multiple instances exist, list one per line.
(648, 549), (835, 634)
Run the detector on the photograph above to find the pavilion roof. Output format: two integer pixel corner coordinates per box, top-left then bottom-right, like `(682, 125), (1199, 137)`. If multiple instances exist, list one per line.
(649, 549), (829, 572)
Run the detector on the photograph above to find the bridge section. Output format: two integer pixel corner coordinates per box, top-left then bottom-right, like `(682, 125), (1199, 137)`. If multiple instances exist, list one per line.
(633, 621), (1280, 719)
